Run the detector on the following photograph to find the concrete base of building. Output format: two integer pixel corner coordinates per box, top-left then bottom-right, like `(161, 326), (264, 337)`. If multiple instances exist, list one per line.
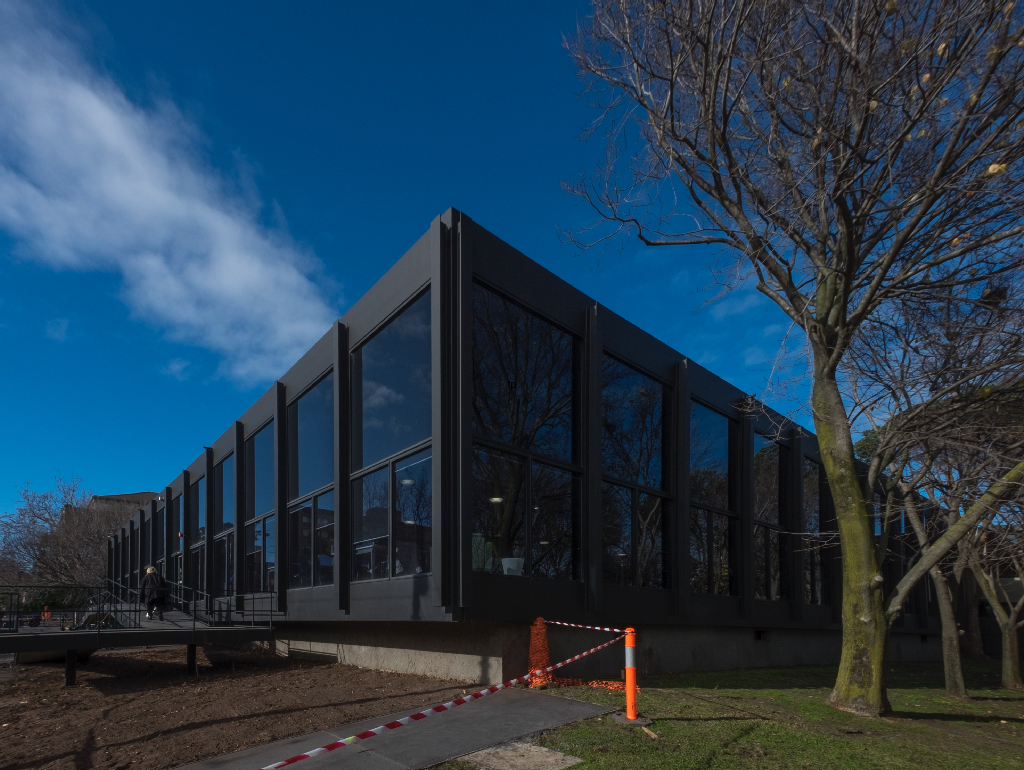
(272, 622), (942, 684)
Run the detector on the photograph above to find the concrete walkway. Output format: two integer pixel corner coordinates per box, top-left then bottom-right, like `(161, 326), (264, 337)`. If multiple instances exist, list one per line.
(174, 688), (612, 770)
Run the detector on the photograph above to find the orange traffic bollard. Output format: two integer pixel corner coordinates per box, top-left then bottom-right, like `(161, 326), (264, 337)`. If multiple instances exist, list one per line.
(625, 627), (637, 720)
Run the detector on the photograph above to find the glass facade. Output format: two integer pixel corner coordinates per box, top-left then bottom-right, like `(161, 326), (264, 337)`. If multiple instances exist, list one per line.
(288, 489), (335, 588)
(353, 465), (390, 580)
(393, 450), (431, 576)
(172, 495), (183, 554)
(600, 357), (668, 589)
(245, 515), (275, 593)
(753, 434), (787, 601)
(213, 455), (235, 535)
(354, 292), (431, 470)
(246, 422), (275, 521)
(689, 402), (736, 595)
(470, 285), (580, 581)
(188, 476), (206, 542)
(155, 506), (164, 560)
(288, 372), (335, 501)
(473, 284), (575, 462)
(803, 458), (829, 605)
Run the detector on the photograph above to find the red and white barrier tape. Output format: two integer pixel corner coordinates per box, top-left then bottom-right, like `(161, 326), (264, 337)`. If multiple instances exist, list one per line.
(258, 632), (626, 770)
(544, 620), (625, 633)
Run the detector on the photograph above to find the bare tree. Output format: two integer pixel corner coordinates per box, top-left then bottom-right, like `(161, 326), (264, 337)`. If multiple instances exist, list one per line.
(846, 279), (1024, 698)
(568, 0), (1024, 714)
(0, 477), (137, 585)
(970, 506), (1024, 689)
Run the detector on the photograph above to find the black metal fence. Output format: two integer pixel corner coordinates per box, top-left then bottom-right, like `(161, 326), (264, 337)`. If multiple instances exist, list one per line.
(0, 580), (276, 640)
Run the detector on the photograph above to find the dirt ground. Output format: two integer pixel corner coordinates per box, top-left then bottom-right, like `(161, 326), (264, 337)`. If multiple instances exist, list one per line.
(0, 645), (477, 770)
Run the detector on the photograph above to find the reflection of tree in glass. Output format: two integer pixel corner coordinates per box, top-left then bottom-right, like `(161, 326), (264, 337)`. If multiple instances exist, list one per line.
(356, 468), (389, 541)
(637, 493), (666, 588)
(602, 358), (662, 488)
(711, 513), (734, 595)
(530, 464), (575, 579)
(803, 459), (826, 604)
(753, 436), (780, 524)
(396, 461), (431, 526)
(690, 403), (730, 511)
(602, 483), (632, 585)
(689, 508), (709, 592)
(471, 448), (526, 571)
(473, 286), (574, 461)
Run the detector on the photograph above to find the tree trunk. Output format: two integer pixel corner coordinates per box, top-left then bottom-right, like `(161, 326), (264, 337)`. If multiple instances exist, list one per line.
(813, 376), (891, 715)
(961, 573), (987, 658)
(931, 567), (969, 699)
(1000, 622), (1024, 691)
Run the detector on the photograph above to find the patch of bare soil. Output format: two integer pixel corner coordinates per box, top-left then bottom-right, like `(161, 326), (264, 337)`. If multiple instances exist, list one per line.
(0, 646), (477, 770)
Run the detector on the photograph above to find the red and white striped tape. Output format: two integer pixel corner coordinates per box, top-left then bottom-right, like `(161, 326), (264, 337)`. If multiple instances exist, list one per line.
(258, 632), (626, 770)
(544, 620), (625, 633)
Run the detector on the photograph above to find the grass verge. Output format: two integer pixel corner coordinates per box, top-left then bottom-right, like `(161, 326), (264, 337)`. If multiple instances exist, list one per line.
(434, 659), (1024, 769)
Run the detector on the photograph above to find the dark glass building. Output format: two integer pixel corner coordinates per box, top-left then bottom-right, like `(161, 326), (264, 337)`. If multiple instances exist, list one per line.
(109, 209), (940, 680)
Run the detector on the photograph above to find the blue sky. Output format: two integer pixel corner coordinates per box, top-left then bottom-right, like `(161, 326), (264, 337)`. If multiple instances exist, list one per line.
(0, 0), (806, 515)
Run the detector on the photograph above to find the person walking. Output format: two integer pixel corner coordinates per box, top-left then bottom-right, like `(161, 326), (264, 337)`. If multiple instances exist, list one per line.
(140, 566), (167, 621)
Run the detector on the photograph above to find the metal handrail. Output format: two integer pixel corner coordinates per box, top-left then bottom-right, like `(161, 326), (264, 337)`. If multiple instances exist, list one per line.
(0, 581), (276, 648)
(165, 581), (277, 632)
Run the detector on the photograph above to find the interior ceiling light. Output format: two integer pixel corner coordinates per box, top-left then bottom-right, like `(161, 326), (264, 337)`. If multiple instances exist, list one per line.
(489, 497), (504, 503)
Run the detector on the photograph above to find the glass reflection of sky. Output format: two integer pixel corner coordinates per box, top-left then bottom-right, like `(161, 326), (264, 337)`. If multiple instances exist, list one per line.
(360, 292), (431, 468)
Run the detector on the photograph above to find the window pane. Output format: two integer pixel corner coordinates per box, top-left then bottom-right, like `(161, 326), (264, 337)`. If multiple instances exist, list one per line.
(712, 513), (737, 596)
(602, 483), (632, 586)
(264, 516), (275, 593)
(289, 373), (335, 500)
(140, 517), (150, 568)
(602, 357), (664, 489)
(689, 508), (709, 593)
(803, 459), (820, 535)
(531, 463), (578, 580)
(155, 507), (165, 558)
(215, 455), (235, 535)
(213, 538), (227, 598)
(315, 490), (335, 586)
(353, 466), (389, 581)
(245, 523), (262, 593)
(690, 403), (730, 511)
(472, 284), (574, 462)
(755, 524), (785, 601)
(189, 477), (207, 542)
(394, 450), (431, 577)
(471, 446), (526, 574)
(173, 495), (183, 553)
(754, 525), (767, 600)
(753, 435), (780, 525)
(189, 545), (205, 592)
(637, 493), (668, 589)
(355, 292), (431, 469)
(288, 502), (313, 589)
(246, 422), (275, 520)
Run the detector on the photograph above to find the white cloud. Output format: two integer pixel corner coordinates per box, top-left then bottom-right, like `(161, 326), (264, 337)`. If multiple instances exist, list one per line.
(161, 358), (190, 381)
(46, 317), (68, 340)
(0, 2), (339, 384)
(363, 381), (404, 411)
(709, 291), (763, 322)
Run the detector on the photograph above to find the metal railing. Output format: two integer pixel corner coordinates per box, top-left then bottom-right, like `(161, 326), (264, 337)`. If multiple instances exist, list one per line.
(0, 580), (277, 645)
(0, 584), (127, 636)
(165, 580), (278, 631)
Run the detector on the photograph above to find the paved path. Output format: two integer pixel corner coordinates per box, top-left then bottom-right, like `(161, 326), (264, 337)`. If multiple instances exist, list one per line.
(174, 688), (611, 770)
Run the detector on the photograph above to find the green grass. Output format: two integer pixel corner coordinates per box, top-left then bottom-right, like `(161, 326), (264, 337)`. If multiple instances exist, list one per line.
(432, 660), (1024, 769)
